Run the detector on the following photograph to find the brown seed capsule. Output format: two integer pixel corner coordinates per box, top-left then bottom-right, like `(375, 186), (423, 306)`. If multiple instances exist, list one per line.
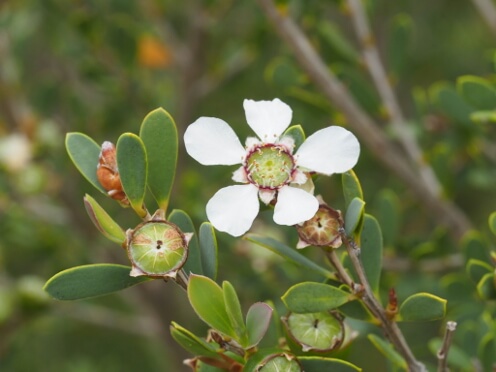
(295, 198), (343, 249)
(96, 141), (128, 205)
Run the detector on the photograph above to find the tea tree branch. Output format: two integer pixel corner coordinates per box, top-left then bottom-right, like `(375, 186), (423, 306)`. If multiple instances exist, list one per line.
(471, 0), (496, 37)
(437, 321), (457, 372)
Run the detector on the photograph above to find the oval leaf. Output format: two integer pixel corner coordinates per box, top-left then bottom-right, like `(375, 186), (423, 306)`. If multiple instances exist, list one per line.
(342, 170), (363, 208)
(246, 302), (273, 348)
(488, 212), (496, 236)
(373, 189), (400, 247)
(299, 357), (362, 372)
(368, 334), (407, 369)
(139, 108), (178, 211)
(44, 264), (151, 300)
(360, 214), (383, 294)
(187, 274), (234, 338)
(466, 259), (493, 284)
(65, 133), (105, 193)
(84, 194), (126, 244)
(222, 281), (247, 344)
(344, 197), (365, 237)
(282, 282), (351, 313)
(116, 133), (147, 217)
(244, 235), (334, 279)
(457, 75), (496, 110)
(283, 125), (305, 150)
(170, 322), (219, 359)
(169, 209), (202, 276)
(399, 292), (446, 321)
(429, 83), (474, 126)
(477, 273), (496, 300)
(199, 222), (218, 280)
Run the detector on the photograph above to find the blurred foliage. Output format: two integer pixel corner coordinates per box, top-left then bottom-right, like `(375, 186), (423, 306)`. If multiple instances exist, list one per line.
(2, 0), (496, 371)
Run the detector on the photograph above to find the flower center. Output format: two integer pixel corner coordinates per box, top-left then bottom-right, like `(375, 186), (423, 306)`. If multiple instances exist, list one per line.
(244, 144), (295, 189)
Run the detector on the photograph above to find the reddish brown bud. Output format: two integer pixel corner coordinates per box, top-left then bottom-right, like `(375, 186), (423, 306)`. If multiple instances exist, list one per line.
(386, 287), (398, 319)
(96, 141), (128, 205)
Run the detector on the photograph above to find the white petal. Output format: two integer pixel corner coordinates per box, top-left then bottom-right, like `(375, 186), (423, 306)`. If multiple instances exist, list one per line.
(245, 136), (261, 150)
(232, 166), (248, 183)
(243, 98), (292, 142)
(206, 184), (259, 237)
(273, 186), (319, 226)
(295, 126), (360, 175)
(277, 135), (295, 153)
(259, 189), (276, 205)
(291, 169), (307, 185)
(184, 117), (245, 165)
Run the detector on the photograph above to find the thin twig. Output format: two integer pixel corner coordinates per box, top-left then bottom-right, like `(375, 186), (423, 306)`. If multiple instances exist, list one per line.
(346, 0), (441, 197)
(340, 230), (426, 372)
(437, 321), (457, 372)
(256, 0), (472, 241)
(326, 248), (356, 289)
(471, 0), (496, 37)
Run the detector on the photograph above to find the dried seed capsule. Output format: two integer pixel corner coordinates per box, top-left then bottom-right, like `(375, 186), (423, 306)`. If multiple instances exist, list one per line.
(96, 141), (129, 205)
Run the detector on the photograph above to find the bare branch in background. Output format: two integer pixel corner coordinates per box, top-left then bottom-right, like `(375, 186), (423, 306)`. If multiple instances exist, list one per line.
(437, 321), (457, 372)
(257, 0), (472, 241)
(471, 0), (496, 37)
(346, 0), (441, 197)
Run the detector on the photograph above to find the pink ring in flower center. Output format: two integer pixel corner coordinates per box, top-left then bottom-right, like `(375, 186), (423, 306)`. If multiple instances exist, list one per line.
(243, 144), (296, 190)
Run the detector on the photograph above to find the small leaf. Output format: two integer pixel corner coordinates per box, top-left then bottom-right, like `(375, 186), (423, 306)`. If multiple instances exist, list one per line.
(244, 235), (334, 279)
(360, 214), (383, 294)
(222, 281), (247, 344)
(479, 333), (496, 371)
(399, 293), (446, 321)
(344, 197), (365, 237)
(342, 170), (363, 208)
(429, 82), (474, 126)
(199, 222), (218, 280)
(457, 75), (496, 110)
(170, 322), (219, 359)
(461, 231), (490, 263)
(187, 275), (234, 338)
(169, 209), (202, 275)
(368, 334), (407, 370)
(65, 133), (105, 193)
(470, 110), (496, 124)
(299, 357), (362, 372)
(246, 302), (273, 348)
(476, 273), (496, 300)
(373, 189), (400, 247)
(44, 264), (151, 300)
(318, 21), (360, 64)
(388, 13), (413, 78)
(139, 108), (178, 211)
(489, 212), (496, 236)
(338, 299), (374, 322)
(84, 194), (126, 244)
(116, 133), (147, 217)
(466, 259), (493, 284)
(282, 282), (351, 313)
(283, 125), (305, 150)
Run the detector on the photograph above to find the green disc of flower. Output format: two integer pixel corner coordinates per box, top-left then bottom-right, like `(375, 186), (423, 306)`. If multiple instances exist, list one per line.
(245, 144), (294, 189)
(286, 312), (344, 352)
(259, 354), (302, 372)
(128, 221), (187, 277)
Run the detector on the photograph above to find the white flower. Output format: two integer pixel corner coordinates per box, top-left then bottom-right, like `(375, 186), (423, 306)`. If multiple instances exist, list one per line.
(184, 98), (360, 237)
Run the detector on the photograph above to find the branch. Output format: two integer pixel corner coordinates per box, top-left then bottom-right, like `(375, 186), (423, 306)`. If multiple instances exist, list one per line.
(437, 321), (457, 372)
(257, 0), (472, 241)
(471, 0), (496, 37)
(346, 0), (441, 197)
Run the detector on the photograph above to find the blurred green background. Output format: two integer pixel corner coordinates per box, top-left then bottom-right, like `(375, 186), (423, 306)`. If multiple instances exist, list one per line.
(1, 0), (496, 371)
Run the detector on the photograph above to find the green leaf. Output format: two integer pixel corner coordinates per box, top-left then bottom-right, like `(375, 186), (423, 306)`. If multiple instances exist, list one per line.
(116, 133), (147, 217)
(373, 189), (400, 247)
(457, 75), (496, 110)
(360, 214), (383, 294)
(342, 170), (363, 208)
(344, 197), (365, 237)
(187, 275), (234, 338)
(388, 13), (413, 78)
(139, 108), (178, 211)
(199, 222), (218, 280)
(170, 322), (220, 359)
(84, 194), (126, 244)
(246, 302), (273, 348)
(489, 212), (496, 236)
(368, 334), (407, 370)
(399, 293), (446, 321)
(466, 259), (493, 284)
(477, 273), (496, 300)
(282, 282), (351, 313)
(65, 133), (105, 193)
(479, 333), (496, 371)
(461, 231), (490, 263)
(470, 110), (496, 124)
(283, 125), (305, 150)
(222, 281), (247, 344)
(44, 264), (151, 300)
(244, 235), (334, 279)
(169, 209), (202, 275)
(299, 357), (362, 372)
(429, 82), (474, 126)
(338, 299), (374, 322)
(318, 22), (360, 64)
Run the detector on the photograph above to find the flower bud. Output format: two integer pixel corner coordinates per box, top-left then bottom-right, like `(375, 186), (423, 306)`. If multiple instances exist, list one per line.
(282, 311), (344, 353)
(96, 141), (128, 205)
(126, 210), (191, 278)
(295, 198), (343, 249)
